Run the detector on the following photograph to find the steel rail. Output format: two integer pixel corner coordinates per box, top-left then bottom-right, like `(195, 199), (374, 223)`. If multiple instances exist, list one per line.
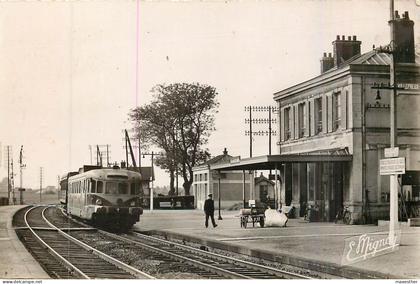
(42, 206), (154, 280)
(24, 206), (89, 279)
(99, 229), (250, 279)
(134, 232), (313, 279)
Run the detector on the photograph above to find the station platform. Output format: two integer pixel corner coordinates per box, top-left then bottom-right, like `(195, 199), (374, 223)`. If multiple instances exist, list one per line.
(0, 205), (50, 279)
(135, 209), (420, 279)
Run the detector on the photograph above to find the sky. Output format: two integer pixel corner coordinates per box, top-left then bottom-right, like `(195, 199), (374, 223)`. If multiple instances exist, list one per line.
(0, 0), (419, 190)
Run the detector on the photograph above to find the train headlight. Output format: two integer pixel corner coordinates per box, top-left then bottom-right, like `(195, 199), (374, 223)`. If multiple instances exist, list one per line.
(130, 201), (136, 206)
(96, 199), (102, 206)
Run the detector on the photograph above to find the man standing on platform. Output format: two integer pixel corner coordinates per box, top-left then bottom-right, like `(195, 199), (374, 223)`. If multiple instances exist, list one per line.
(204, 194), (218, 228)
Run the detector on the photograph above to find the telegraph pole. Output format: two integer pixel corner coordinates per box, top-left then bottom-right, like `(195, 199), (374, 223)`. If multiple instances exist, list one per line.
(245, 106), (278, 157)
(371, 0), (401, 244)
(19, 146), (26, 205)
(6, 146), (10, 205)
(57, 175), (61, 201)
(389, 0), (398, 245)
(39, 167), (43, 203)
(11, 159), (15, 205)
(142, 152), (163, 212)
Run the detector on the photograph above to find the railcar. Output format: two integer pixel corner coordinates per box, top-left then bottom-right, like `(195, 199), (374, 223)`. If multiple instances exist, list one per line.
(61, 165), (143, 231)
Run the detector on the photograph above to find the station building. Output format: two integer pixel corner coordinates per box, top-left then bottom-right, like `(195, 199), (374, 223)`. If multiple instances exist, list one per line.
(274, 11), (420, 223)
(192, 149), (275, 210)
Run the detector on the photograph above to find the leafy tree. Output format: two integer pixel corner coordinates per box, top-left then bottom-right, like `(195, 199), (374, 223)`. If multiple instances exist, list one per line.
(130, 82), (218, 195)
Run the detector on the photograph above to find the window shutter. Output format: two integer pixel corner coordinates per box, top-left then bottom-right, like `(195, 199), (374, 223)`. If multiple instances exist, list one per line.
(304, 101), (310, 137)
(309, 98), (315, 136)
(280, 107), (285, 142)
(342, 90), (348, 129)
(327, 94), (333, 133)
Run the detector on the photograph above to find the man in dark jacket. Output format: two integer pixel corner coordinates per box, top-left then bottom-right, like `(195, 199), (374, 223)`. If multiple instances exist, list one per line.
(204, 194), (217, 228)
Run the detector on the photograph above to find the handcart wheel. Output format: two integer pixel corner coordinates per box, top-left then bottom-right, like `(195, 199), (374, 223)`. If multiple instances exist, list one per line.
(242, 217), (248, 228)
(260, 218), (265, 228)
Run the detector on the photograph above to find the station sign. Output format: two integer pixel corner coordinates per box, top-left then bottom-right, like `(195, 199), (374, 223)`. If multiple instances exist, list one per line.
(380, 157), (406, 175)
(384, 147), (399, 158)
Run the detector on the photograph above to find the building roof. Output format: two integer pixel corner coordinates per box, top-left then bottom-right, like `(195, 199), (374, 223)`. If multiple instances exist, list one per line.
(204, 153), (233, 165)
(274, 48), (420, 100)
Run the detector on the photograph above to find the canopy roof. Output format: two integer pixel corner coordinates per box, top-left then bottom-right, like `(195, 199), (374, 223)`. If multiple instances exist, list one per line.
(209, 154), (352, 171)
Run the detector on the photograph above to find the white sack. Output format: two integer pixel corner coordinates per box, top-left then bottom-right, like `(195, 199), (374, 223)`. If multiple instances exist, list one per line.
(264, 209), (288, 227)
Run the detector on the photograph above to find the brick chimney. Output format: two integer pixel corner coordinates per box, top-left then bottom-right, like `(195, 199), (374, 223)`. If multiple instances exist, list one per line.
(332, 35), (361, 67)
(391, 11), (415, 63)
(320, 52), (334, 73)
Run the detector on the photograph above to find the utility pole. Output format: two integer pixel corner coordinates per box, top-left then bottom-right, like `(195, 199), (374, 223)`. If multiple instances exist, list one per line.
(388, 0), (398, 246)
(11, 159), (15, 205)
(370, 0), (405, 244)
(57, 175), (60, 201)
(89, 145), (93, 164)
(142, 152), (163, 211)
(245, 106), (278, 158)
(19, 146), (26, 205)
(6, 146), (11, 205)
(39, 167), (43, 203)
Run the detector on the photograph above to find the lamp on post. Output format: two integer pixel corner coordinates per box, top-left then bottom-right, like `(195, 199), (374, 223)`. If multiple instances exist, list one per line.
(142, 151), (164, 212)
(371, 1), (409, 243)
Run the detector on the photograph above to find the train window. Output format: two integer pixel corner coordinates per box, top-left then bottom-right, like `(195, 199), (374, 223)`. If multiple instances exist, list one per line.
(91, 179), (96, 193)
(105, 182), (118, 194)
(130, 183), (141, 195)
(118, 183), (128, 194)
(97, 181), (104, 193)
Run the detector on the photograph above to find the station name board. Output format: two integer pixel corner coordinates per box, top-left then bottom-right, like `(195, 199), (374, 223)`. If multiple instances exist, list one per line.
(379, 157), (406, 175)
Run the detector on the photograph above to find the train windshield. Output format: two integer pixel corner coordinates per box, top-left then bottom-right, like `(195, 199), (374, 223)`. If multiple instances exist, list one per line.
(130, 183), (141, 195)
(105, 182), (128, 194)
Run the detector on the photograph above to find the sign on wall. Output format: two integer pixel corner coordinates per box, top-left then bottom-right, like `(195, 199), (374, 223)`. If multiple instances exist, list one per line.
(379, 157), (406, 175)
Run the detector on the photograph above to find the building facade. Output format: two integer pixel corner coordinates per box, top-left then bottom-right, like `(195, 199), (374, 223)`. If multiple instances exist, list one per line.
(193, 149), (252, 210)
(192, 149), (276, 210)
(274, 11), (420, 223)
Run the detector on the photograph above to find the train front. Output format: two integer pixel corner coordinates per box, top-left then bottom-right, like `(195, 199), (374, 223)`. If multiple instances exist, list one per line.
(88, 168), (144, 231)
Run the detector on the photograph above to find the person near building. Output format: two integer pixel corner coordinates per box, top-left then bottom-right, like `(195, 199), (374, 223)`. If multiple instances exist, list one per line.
(204, 194), (218, 228)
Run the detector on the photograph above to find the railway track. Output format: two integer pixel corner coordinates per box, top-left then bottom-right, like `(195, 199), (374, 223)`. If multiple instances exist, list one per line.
(13, 205), (153, 279)
(128, 232), (313, 279)
(69, 225), (312, 279)
(15, 205), (313, 279)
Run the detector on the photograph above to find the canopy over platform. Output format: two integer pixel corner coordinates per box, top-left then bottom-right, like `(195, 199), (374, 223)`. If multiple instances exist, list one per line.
(210, 154), (352, 171)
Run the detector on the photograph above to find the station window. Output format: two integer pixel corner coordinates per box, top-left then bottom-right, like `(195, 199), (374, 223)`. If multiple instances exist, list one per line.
(315, 97), (322, 134)
(333, 92), (341, 131)
(97, 181), (104, 193)
(284, 107), (291, 140)
(204, 173), (208, 181)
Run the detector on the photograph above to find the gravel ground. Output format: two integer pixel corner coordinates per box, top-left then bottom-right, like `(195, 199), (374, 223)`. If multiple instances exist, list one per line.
(145, 233), (341, 279)
(70, 231), (207, 279)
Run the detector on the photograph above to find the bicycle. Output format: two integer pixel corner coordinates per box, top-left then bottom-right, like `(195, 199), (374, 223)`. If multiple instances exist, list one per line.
(335, 205), (351, 225)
